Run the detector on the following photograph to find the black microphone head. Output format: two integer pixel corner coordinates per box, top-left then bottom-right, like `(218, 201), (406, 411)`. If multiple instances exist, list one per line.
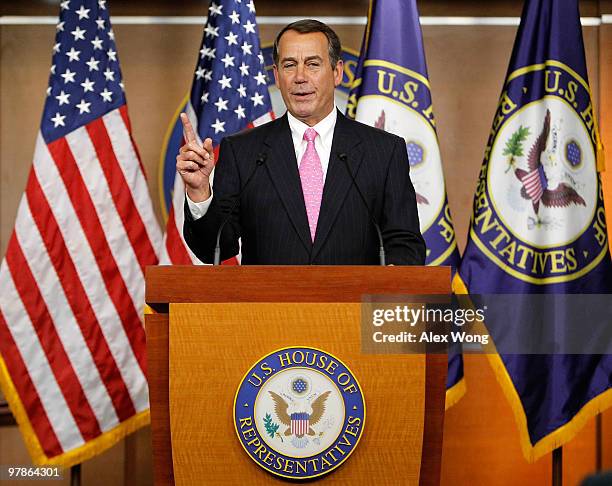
(256, 153), (268, 165)
(338, 152), (348, 162)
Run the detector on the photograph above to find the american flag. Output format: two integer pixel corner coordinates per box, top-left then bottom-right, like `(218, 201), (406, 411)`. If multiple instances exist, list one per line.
(160, 0), (273, 264)
(0, 0), (162, 466)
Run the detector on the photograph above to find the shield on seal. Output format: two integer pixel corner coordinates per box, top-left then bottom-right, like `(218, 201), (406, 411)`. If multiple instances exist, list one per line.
(290, 412), (310, 437)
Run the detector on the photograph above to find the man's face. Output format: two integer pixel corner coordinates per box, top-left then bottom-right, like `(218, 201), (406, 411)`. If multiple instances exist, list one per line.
(273, 30), (343, 126)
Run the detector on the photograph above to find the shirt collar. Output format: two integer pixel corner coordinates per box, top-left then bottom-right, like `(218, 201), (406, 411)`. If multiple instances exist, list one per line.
(287, 107), (337, 144)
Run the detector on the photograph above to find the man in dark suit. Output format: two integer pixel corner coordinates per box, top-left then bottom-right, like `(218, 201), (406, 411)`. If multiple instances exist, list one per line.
(176, 19), (425, 265)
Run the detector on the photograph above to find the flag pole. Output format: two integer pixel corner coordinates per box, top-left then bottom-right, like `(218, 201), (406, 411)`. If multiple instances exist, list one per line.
(552, 447), (562, 486)
(70, 464), (81, 486)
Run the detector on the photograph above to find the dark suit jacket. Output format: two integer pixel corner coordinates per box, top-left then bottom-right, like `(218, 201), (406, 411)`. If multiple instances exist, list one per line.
(183, 111), (426, 265)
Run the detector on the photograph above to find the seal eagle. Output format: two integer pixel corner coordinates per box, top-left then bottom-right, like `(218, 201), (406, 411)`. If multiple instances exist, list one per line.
(514, 109), (585, 221)
(268, 391), (331, 438)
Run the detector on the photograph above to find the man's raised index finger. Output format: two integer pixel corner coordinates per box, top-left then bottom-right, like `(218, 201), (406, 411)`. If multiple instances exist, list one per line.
(180, 113), (197, 143)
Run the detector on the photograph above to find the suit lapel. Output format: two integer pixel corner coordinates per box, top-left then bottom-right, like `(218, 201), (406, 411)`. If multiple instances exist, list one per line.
(263, 115), (312, 252)
(312, 111), (363, 260)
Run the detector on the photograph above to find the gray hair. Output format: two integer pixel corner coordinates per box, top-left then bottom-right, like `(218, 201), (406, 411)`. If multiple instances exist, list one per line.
(272, 19), (342, 68)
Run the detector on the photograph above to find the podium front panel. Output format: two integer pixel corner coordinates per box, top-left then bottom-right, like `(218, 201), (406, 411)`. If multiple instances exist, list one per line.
(169, 303), (427, 485)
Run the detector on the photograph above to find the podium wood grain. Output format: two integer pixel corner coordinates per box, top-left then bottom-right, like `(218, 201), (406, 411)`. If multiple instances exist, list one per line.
(145, 313), (175, 486)
(145, 266), (450, 307)
(170, 303), (426, 485)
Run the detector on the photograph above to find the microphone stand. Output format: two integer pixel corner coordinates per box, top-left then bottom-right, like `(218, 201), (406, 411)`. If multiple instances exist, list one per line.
(213, 153), (267, 265)
(338, 153), (386, 266)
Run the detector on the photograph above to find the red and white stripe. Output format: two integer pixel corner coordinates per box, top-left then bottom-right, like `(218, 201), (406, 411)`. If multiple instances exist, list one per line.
(291, 416), (309, 437)
(159, 103), (273, 265)
(0, 106), (161, 460)
(521, 169), (544, 204)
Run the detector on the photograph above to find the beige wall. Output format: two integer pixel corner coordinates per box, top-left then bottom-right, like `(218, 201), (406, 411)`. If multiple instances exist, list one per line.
(1, 1), (611, 485)
(0, 425), (151, 486)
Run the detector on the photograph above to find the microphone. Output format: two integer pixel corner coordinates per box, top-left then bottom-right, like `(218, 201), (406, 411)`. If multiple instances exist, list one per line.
(338, 153), (386, 266)
(213, 152), (267, 265)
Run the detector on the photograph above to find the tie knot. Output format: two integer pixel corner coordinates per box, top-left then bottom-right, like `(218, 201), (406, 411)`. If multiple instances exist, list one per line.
(303, 127), (317, 143)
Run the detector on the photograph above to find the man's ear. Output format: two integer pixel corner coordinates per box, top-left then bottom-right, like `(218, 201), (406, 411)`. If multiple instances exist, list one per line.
(333, 60), (344, 87)
(273, 64), (280, 87)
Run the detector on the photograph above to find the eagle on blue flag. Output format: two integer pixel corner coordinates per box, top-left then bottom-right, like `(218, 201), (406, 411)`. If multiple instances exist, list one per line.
(456, 0), (612, 461)
(347, 0), (465, 408)
(514, 109), (586, 222)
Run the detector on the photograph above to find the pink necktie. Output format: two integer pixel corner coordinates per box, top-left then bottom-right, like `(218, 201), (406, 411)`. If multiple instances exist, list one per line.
(299, 127), (324, 242)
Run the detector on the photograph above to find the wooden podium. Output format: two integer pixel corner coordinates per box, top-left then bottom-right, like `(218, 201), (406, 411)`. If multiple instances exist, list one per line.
(145, 265), (450, 486)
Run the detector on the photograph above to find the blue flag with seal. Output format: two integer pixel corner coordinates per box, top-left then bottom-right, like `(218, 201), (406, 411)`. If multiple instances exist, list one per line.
(455, 0), (612, 461)
(347, 0), (464, 409)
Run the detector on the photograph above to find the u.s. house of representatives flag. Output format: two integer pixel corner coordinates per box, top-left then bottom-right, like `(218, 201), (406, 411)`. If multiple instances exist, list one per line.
(160, 0), (273, 264)
(456, 0), (612, 461)
(347, 0), (464, 408)
(0, 0), (162, 466)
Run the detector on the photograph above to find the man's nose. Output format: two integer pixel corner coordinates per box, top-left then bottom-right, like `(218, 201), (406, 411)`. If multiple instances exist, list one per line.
(294, 63), (306, 82)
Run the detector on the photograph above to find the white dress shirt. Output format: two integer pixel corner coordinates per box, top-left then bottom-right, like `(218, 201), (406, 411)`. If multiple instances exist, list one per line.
(186, 107), (338, 220)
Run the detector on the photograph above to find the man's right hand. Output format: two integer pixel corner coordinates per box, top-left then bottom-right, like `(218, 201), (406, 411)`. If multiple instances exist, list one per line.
(176, 113), (215, 202)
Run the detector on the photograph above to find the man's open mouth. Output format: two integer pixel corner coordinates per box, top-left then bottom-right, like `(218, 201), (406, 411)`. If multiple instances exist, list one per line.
(292, 92), (314, 98)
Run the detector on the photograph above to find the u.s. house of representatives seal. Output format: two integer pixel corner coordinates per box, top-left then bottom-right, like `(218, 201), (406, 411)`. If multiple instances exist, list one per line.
(233, 347), (365, 480)
(472, 61), (608, 284)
